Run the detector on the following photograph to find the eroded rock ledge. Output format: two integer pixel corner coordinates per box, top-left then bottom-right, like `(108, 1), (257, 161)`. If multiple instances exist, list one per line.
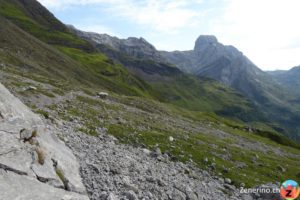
(0, 82), (88, 200)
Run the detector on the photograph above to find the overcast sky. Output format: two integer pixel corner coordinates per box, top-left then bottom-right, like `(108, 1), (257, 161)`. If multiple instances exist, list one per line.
(37, 0), (300, 71)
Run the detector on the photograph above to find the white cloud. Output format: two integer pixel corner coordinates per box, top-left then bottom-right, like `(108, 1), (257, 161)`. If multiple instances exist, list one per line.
(210, 0), (300, 70)
(38, 0), (116, 9)
(75, 24), (118, 36)
(111, 0), (201, 33)
(38, 0), (203, 33)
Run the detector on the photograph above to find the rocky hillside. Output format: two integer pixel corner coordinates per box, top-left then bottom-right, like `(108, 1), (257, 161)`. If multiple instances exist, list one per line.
(0, 82), (88, 200)
(1, 0), (300, 199)
(161, 35), (300, 139)
(69, 25), (167, 63)
(161, 35), (283, 103)
(72, 26), (300, 139)
(69, 24), (259, 121)
(2, 76), (288, 200)
(268, 66), (300, 92)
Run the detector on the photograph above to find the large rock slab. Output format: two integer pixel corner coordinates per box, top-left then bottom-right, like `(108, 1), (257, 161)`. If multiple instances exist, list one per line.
(0, 82), (88, 199)
(0, 170), (89, 200)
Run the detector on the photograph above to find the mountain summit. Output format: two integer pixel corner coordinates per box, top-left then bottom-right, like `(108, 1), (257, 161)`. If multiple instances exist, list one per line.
(162, 35), (275, 98)
(194, 35), (219, 50)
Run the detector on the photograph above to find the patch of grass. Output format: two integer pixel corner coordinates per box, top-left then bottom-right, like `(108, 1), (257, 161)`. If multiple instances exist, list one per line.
(35, 147), (45, 165)
(57, 47), (152, 97)
(31, 129), (38, 138)
(35, 109), (49, 119)
(78, 127), (98, 136)
(56, 168), (66, 182)
(0, 0), (93, 50)
(38, 89), (56, 98)
(253, 129), (300, 149)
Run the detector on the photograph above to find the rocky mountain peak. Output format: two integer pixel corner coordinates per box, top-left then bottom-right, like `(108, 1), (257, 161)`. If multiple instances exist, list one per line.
(69, 26), (166, 62)
(123, 37), (156, 49)
(194, 35), (218, 51)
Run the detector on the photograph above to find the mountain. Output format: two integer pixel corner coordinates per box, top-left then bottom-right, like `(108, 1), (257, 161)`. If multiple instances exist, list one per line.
(160, 35), (300, 139)
(71, 28), (300, 139)
(69, 26), (258, 117)
(1, 0), (300, 198)
(0, 0), (157, 97)
(268, 66), (300, 91)
(69, 25), (167, 63)
(68, 26), (180, 82)
(0, 0), (263, 128)
(0, 0), (258, 118)
(161, 36), (284, 104)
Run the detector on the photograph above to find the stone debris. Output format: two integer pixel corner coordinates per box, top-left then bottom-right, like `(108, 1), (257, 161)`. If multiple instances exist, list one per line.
(60, 121), (260, 200)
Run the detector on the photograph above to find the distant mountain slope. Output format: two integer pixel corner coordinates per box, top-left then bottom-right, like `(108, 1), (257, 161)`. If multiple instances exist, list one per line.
(69, 25), (167, 62)
(161, 36), (285, 104)
(68, 26), (180, 82)
(268, 66), (300, 91)
(69, 26), (262, 118)
(160, 35), (300, 139)
(72, 27), (300, 139)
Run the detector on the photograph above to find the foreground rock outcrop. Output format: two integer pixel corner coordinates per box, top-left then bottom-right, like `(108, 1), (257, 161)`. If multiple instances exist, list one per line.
(0, 82), (88, 200)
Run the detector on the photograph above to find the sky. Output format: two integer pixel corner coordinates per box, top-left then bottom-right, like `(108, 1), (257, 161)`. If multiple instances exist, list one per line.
(37, 0), (300, 71)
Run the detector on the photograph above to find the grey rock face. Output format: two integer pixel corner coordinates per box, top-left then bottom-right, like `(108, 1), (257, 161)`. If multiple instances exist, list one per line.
(69, 26), (166, 63)
(161, 35), (287, 107)
(194, 35), (218, 51)
(161, 35), (255, 85)
(0, 82), (88, 200)
(268, 65), (300, 93)
(0, 169), (87, 200)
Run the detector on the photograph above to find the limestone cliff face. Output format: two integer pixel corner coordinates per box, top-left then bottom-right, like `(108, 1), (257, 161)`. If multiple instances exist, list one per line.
(69, 25), (181, 82)
(0, 82), (88, 200)
(161, 35), (283, 104)
(161, 35), (259, 85)
(69, 26), (166, 63)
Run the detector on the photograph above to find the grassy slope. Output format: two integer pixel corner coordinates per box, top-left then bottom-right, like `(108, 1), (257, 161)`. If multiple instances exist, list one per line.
(0, 0), (92, 50)
(0, 0), (296, 141)
(0, 0), (257, 116)
(0, 0), (154, 97)
(94, 43), (260, 120)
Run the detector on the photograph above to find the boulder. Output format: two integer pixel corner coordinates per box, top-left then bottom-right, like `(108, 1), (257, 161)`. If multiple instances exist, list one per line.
(97, 92), (108, 99)
(24, 86), (37, 91)
(169, 136), (174, 142)
(225, 178), (232, 184)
